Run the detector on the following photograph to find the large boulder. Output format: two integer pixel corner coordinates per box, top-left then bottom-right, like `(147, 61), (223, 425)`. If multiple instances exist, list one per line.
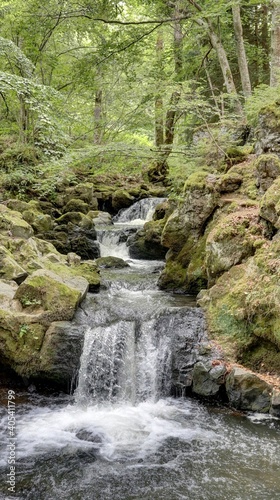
(255, 154), (280, 194)
(225, 367), (272, 412)
(205, 207), (266, 285)
(161, 171), (219, 252)
(192, 360), (227, 397)
(0, 204), (34, 238)
(255, 102), (280, 156)
(14, 269), (88, 321)
(127, 219), (167, 260)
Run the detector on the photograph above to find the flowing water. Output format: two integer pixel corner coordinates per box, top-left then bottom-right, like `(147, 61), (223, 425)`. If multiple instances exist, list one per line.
(0, 199), (279, 500)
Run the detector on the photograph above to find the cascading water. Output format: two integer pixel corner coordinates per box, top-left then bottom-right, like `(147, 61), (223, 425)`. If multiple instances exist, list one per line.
(0, 198), (280, 500)
(96, 197), (165, 260)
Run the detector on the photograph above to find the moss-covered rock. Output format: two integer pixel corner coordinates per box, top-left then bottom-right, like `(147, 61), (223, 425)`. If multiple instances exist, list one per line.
(0, 245), (28, 283)
(218, 172), (243, 193)
(205, 208), (266, 285)
(225, 145), (249, 167)
(96, 256), (129, 269)
(255, 101), (280, 156)
(87, 210), (112, 225)
(127, 219), (167, 260)
(14, 269), (87, 321)
(63, 182), (97, 207)
(111, 189), (135, 212)
(0, 205), (34, 238)
(259, 176), (280, 229)
(198, 239), (280, 373)
(255, 153), (280, 194)
(62, 198), (89, 214)
(56, 211), (93, 230)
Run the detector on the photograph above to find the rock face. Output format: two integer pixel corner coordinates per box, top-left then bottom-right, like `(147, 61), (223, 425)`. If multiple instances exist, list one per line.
(158, 171), (219, 292)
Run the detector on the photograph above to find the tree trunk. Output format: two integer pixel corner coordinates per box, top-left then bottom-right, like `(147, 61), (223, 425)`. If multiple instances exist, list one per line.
(94, 88), (103, 144)
(155, 31), (164, 147)
(149, 1), (183, 183)
(270, 0), (280, 86)
(232, 4), (252, 98)
(187, 0), (243, 115)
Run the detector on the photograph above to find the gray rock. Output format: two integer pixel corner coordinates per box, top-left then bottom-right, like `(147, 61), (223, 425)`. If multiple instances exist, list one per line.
(192, 361), (227, 397)
(225, 367), (272, 413)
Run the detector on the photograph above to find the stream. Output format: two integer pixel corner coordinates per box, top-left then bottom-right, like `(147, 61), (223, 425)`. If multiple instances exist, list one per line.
(0, 198), (279, 500)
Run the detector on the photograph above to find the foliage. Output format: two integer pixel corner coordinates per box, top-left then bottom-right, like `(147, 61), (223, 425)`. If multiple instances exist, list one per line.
(245, 84), (280, 125)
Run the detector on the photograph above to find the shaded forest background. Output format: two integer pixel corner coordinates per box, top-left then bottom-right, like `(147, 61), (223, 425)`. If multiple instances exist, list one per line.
(0, 0), (280, 193)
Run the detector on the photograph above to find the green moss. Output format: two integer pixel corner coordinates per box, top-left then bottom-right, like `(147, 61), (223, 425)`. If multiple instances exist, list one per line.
(183, 170), (210, 192)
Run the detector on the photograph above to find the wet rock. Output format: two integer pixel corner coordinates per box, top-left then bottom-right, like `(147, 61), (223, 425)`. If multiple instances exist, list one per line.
(127, 220), (167, 260)
(192, 360), (227, 397)
(37, 321), (85, 388)
(96, 256), (129, 268)
(225, 367), (272, 412)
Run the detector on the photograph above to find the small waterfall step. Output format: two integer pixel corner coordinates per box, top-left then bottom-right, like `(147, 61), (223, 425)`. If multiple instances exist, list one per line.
(96, 197), (166, 261)
(113, 197), (166, 224)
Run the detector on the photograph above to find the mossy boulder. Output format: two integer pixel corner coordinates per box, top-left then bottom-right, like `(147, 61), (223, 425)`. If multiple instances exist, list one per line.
(162, 171), (219, 253)
(87, 210), (112, 225)
(0, 245), (28, 283)
(259, 176), (280, 229)
(111, 189), (135, 212)
(158, 234), (207, 294)
(218, 172), (243, 193)
(62, 198), (89, 214)
(205, 208), (266, 285)
(56, 211), (94, 230)
(127, 219), (168, 260)
(255, 101), (280, 156)
(225, 146), (249, 167)
(96, 256), (129, 269)
(255, 154), (280, 194)
(14, 269), (87, 321)
(0, 205), (34, 239)
(63, 182), (97, 208)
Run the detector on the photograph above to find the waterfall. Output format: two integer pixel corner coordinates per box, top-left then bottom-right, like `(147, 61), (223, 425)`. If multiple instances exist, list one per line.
(75, 197), (206, 406)
(113, 197), (166, 224)
(96, 197), (165, 260)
